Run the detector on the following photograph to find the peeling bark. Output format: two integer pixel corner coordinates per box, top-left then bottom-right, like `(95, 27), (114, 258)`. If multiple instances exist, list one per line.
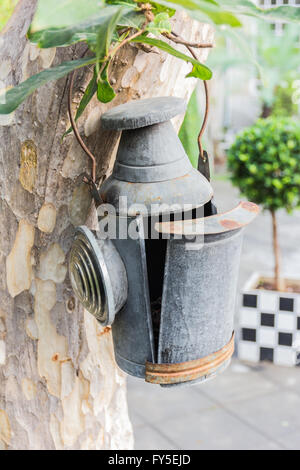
(0, 0), (213, 450)
(6, 219), (35, 298)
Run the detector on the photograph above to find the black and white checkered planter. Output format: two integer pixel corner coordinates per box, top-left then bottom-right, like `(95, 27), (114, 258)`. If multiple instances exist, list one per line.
(238, 273), (300, 367)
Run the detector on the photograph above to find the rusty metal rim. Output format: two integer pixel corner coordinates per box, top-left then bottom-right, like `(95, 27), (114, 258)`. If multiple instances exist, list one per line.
(145, 333), (235, 384)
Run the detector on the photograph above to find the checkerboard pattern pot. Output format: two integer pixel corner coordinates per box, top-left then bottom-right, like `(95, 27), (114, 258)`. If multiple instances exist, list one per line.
(238, 273), (300, 367)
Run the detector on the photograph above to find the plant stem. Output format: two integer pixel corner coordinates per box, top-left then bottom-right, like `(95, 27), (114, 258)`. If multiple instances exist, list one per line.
(169, 31), (210, 161)
(271, 210), (285, 292)
(111, 27), (146, 58)
(68, 70), (96, 182)
(164, 32), (213, 49)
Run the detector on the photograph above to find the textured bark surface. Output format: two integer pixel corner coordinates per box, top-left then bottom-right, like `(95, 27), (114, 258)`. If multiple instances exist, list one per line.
(0, 0), (213, 450)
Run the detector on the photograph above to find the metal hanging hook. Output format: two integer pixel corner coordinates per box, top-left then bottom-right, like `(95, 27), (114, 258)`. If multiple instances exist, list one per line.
(198, 80), (209, 163)
(170, 31), (210, 164)
(68, 69), (97, 183)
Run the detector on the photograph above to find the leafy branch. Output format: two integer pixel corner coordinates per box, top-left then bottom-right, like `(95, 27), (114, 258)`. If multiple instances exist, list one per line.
(0, 0), (299, 125)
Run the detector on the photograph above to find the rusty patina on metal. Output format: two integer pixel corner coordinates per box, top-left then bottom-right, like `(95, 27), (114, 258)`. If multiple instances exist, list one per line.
(155, 201), (260, 236)
(145, 333), (235, 385)
(220, 219), (241, 230)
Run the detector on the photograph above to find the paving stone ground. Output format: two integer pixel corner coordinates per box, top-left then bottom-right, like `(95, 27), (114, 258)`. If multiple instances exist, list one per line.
(127, 178), (300, 450)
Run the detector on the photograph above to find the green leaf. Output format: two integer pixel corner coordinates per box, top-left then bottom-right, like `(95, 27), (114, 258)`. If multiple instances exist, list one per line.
(149, 1), (242, 27)
(202, 9), (242, 27)
(29, 6), (119, 47)
(105, 0), (176, 15)
(30, 0), (103, 33)
(73, 67), (98, 117)
(28, 5), (143, 49)
(122, 10), (146, 29)
(97, 63), (116, 103)
(29, 29), (99, 49)
(147, 12), (172, 35)
(150, 1), (176, 17)
(0, 56), (97, 114)
(185, 63), (211, 80)
(64, 67), (98, 137)
(105, 0), (136, 6)
(179, 87), (202, 168)
(131, 35), (212, 80)
(154, 0), (300, 26)
(96, 6), (125, 73)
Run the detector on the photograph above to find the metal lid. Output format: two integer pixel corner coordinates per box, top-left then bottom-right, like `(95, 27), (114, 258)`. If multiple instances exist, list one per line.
(101, 96), (186, 130)
(100, 97), (213, 215)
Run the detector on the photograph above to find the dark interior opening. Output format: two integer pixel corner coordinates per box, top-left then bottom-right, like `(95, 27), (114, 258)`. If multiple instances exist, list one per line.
(144, 216), (168, 361)
(145, 239), (167, 360)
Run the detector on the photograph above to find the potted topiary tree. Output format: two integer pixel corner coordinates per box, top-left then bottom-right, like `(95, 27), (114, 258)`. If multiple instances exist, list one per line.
(228, 117), (300, 366)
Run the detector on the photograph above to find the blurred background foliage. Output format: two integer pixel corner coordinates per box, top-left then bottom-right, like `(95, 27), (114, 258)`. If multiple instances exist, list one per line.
(0, 0), (17, 31)
(207, 22), (300, 117)
(228, 117), (300, 213)
(272, 77), (299, 119)
(179, 19), (300, 168)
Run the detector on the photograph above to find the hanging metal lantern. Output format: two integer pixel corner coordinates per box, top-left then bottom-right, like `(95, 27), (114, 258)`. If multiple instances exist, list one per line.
(69, 96), (259, 387)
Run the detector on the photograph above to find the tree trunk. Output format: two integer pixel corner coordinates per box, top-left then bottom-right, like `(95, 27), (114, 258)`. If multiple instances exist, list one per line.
(271, 210), (285, 292)
(0, 0), (213, 450)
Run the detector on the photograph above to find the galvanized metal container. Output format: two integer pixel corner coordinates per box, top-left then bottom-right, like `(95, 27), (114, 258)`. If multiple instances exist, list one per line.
(153, 230), (242, 386)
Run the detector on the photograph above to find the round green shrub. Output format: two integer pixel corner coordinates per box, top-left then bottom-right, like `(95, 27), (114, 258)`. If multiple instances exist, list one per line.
(227, 117), (300, 213)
